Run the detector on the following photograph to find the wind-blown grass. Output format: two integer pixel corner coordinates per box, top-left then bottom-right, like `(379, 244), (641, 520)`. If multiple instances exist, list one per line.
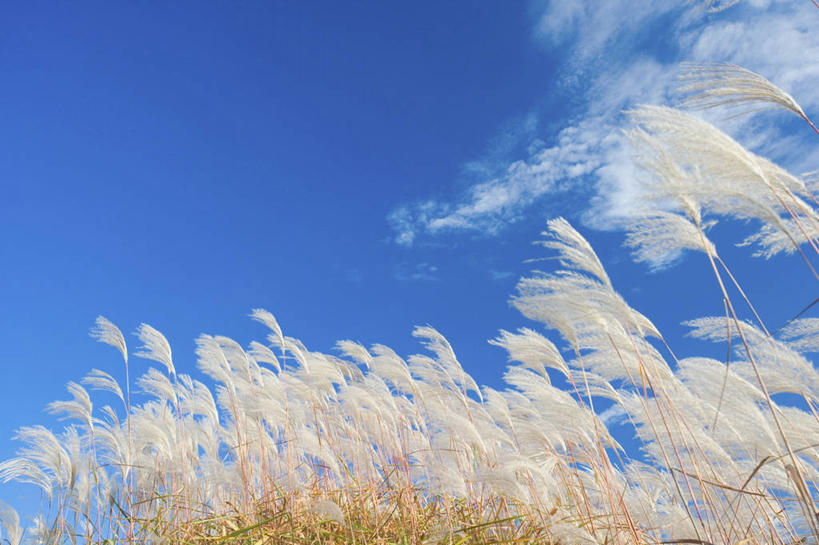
(2, 67), (819, 545)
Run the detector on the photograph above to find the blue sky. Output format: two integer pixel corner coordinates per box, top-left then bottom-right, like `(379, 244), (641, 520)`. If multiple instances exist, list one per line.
(2, 0), (818, 513)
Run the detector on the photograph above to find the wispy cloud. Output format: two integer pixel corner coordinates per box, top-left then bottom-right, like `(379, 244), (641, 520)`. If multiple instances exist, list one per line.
(598, 404), (627, 427)
(388, 126), (601, 245)
(393, 262), (440, 282)
(388, 0), (818, 246)
(489, 269), (517, 281)
(530, 0), (684, 69)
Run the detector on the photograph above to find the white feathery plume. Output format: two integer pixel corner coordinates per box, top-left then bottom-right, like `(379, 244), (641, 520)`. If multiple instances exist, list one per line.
(214, 335), (253, 381)
(514, 270), (660, 342)
(626, 125), (725, 266)
(244, 372), (287, 424)
(136, 367), (177, 405)
(12, 426), (74, 490)
(335, 340), (372, 369)
(429, 406), (487, 455)
(489, 328), (569, 380)
(676, 357), (779, 454)
(684, 316), (766, 346)
(245, 346), (265, 387)
(625, 212), (717, 270)
(626, 126), (705, 217)
(61, 426), (91, 509)
(0, 458), (52, 499)
(291, 426), (341, 477)
(90, 316), (127, 363)
(805, 170), (819, 196)
(738, 348), (819, 401)
(628, 106), (810, 202)
(407, 354), (460, 400)
(298, 352), (347, 394)
(307, 498), (344, 524)
(536, 217), (612, 289)
(250, 308), (285, 351)
(474, 464), (529, 503)
(333, 356), (365, 382)
(412, 326), (482, 400)
(247, 340), (281, 372)
(569, 320), (675, 385)
(93, 406), (128, 472)
(776, 406), (819, 459)
(544, 520), (601, 545)
(134, 323), (175, 376)
(46, 382), (93, 428)
(26, 515), (57, 545)
(628, 105), (818, 259)
(130, 402), (176, 467)
(195, 334), (233, 386)
(739, 215), (819, 258)
(282, 337), (310, 373)
(482, 387), (513, 431)
(0, 501), (23, 545)
(369, 344), (416, 394)
(81, 368), (124, 403)
(629, 121), (811, 260)
(179, 378), (219, 424)
(620, 462), (691, 539)
(520, 219), (662, 339)
(469, 400), (514, 452)
(686, 316), (819, 398)
(339, 381), (393, 428)
(779, 318), (819, 354)
(503, 366), (618, 452)
(679, 63), (814, 126)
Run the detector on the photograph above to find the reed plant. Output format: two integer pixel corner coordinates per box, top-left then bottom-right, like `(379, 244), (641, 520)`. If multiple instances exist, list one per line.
(2, 44), (819, 545)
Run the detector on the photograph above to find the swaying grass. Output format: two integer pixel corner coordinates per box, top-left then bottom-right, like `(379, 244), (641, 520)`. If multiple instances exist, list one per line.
(2, 54), (819, 545)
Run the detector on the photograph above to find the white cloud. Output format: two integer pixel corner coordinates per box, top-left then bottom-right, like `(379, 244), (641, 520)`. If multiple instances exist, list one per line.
(388, 0), (818, 245)
(686, 12), (819, 109)
(388, 124), (602, 245)
(393, 262), (439, 282)
(489, 269), (517, 281)
(531, 0), (680, 67)
(598, 403), (627, 426)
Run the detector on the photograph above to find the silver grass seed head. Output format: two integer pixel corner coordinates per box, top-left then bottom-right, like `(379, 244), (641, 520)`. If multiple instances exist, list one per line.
(489, 328), (569, 380)
(46, 382), (93, 427)
(250, 308), (285, 351)
(82, 368), (124, 403)
(134, 323), (175, 376)
(136, 367), (177, 405)
(679, 62), (808, 120)
(539, 217), (612, 289)
(628, 105), (816, 260)
(90, 315), (127, 363)
(0, 501), (22, 545)
(739, 213), (819, 259)
(247, 340), (281, 372)
(0, 458), (52, 499)
(307, 498), (344, 524)
(779, 318), (819, 354)
(625, 212), (718, 270)
(335, 340), (372, 368)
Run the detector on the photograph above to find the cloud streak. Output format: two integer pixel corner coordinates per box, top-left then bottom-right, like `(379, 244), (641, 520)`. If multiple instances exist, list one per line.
(388, 0), (819, 246)
(389, 126), (601, 245)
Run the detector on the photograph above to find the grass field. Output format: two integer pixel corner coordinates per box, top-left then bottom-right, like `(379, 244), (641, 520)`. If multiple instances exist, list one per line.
(3, 19), (819, 545)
